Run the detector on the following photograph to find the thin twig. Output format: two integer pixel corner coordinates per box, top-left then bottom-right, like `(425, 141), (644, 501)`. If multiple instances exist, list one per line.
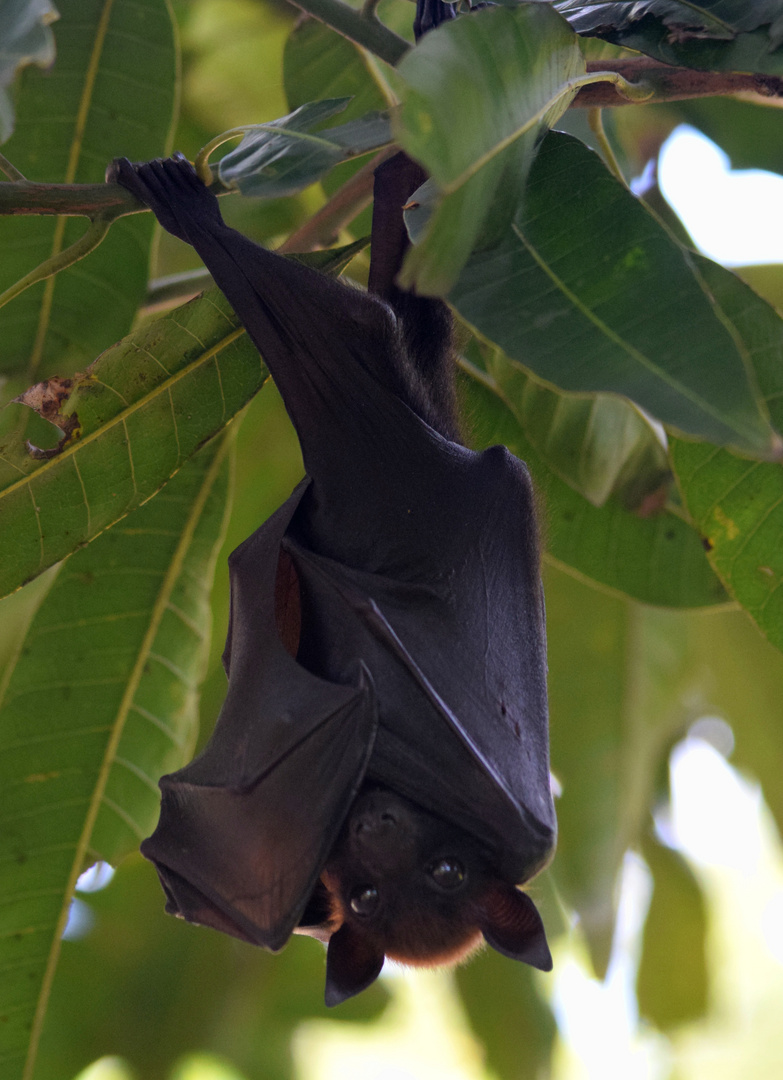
(288, 0), (409, 65)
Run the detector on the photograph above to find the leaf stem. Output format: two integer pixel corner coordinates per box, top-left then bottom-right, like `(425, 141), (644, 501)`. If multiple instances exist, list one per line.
(195, 121), (348, 183)
(587, 108), (626, 187)
(0, 215), (112, 311)
(586, 70), (655, 103)
(194, 128), (249, 183)
(0, 152), (26, 180)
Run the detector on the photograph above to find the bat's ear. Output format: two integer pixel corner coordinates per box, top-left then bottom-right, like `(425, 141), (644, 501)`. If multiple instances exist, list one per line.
(478, 884), (553, 972)
(325, 924), (385, 1007)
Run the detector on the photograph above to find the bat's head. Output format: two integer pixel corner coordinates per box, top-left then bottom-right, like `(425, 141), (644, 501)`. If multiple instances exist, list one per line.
(314, 787), (552, 1006)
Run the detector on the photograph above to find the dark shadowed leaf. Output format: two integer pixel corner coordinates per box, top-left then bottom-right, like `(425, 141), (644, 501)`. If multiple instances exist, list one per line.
(554, 0), (783, 72)
(554, 0), (783, 39)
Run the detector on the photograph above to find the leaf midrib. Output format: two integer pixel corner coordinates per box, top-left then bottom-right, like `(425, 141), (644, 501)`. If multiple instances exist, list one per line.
(21, 432), (232, 1080)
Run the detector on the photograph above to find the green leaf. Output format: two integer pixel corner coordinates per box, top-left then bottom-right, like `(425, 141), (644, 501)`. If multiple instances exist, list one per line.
(483, 346), (670, 508)
(0, 435), (232, 1080)
(546, 570), (712, 974)
(557, 0), (783, 73)
(637, 834), (709, 1031)
(0, 242), (363, 601)
(675, 95), (783, 177)
(462, 369), (726, 607)
(671, 256), (783, 652)
(391, 3), (585, 294)
(0, 0), (178, 384)
(545, 566), (630, 973)
(35, 857), (386, 1080)
(0, 0), (58, 143)
(455, 948), (557, 1080)
(0, 288), (262, 599)
(451, 131), (782, 458)
(217, 100), (391, 198)
(555, 0), (783, 40)
(283, 18), (390, 200)
(678, 605), (783, 842)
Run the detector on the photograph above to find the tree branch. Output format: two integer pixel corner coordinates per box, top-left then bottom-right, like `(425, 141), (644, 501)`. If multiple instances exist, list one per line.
(288, 0), (409, 66)
(576, 58), (783, 107)
(1, 57), (782, 220)
(0, 180), (143, 217)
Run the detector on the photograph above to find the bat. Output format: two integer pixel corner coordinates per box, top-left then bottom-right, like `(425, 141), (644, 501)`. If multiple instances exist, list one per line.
(109, 149), (556, 1006)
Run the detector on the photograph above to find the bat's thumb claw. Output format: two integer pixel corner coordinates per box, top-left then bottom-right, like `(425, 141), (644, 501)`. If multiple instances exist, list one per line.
(106, 156), (133, 184)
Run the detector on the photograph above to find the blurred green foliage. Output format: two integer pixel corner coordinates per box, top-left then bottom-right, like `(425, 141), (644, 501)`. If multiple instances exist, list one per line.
(2, 2), (783, 1079)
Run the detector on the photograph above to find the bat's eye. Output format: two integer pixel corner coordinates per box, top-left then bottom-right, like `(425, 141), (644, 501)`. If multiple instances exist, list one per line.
(350, 885), (379, 917)
(429, 859), (466, 891)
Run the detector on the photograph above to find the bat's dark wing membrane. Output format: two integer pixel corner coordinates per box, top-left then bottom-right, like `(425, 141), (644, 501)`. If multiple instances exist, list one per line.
(141, 484), (378, 951)
(285, 445), (555, 884)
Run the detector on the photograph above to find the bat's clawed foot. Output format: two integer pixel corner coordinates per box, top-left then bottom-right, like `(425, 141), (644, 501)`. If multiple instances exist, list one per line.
(109, 152), (223, 243)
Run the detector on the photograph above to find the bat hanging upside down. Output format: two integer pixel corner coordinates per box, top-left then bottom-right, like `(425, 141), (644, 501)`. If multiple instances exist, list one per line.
(110, 150), (556, 1006)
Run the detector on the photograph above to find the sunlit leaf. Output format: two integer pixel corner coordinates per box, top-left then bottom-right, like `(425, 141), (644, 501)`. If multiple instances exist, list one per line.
(0, 243), (362, 600)
(455, 947), (557, 1080)
(35, 857), (386, 1080)
(283, 18), (391, 202)
(546, 569), (713, 974)
(671, 256), (783, 653)
(675, 96), (783, 177)
(0, 0), (177, 384)
(0, 434), (232, 1080)
(637, 834), (709, 1030)
(483, 346), (670, 509)
(681, 605), (783, 840)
